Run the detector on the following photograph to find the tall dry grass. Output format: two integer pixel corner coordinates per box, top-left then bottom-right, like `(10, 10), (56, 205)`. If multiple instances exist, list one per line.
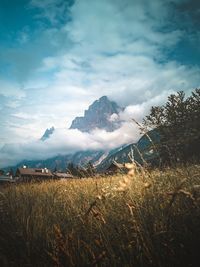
(0, 165), (200, 267)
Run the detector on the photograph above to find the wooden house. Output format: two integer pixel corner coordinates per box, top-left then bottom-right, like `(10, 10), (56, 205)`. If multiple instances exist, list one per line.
(0, 175), (15, 185)
(16, 167), (53, 182)
(104, 162), (126, 175)
(54, 172), (74, 179)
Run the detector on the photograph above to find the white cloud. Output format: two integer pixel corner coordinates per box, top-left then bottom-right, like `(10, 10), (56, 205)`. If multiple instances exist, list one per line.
(36, 0), (200, 108)
(0, 122), (140, 168)
(1, 0), (200, 167)
(109, 113), (119, 122)
(0, 80), (25, 99)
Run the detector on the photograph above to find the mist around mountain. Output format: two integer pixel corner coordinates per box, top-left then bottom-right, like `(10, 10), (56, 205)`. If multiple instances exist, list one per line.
(6, 130), (159, 174)
(38, 96), (160, 172)
(3, 95), (151, 172)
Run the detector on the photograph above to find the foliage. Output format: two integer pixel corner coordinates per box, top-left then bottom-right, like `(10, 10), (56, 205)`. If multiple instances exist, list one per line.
(0, 165), (200, 266)
(143, 89), (200, 165)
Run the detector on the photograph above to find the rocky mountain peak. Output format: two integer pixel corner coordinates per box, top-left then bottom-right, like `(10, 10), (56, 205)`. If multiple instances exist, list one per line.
(40, 126), (55, 141)
(69, 96), (122, 132)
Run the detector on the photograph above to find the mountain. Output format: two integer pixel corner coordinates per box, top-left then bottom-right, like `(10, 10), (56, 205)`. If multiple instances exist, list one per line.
(70, 96), (123, 132)
(96, 130), (160, 171)
(40, 126), (55, 141)
(4, 96), (124, 172)
(4, 97), (160, 173)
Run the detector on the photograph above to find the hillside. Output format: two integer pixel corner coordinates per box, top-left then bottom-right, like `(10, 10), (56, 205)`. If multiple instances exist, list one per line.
(97, 129), (160, 171)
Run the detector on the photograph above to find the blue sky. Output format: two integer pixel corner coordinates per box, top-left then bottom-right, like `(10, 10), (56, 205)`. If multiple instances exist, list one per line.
(0, 0), (200, 167)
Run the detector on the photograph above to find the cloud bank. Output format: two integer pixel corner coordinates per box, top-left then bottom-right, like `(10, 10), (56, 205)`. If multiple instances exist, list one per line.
(0, 121), (140, 168)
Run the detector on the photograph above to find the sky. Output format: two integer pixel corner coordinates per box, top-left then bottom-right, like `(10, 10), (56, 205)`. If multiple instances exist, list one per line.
(0, 0), (200, 167)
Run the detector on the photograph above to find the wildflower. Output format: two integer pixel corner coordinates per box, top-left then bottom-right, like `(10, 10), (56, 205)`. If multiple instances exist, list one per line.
(144, 182), (151, 189)
(125, 163), (135, 170)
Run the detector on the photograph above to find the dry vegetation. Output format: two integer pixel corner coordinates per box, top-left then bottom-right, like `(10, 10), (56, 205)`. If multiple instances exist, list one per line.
(0, 165), (200, 267)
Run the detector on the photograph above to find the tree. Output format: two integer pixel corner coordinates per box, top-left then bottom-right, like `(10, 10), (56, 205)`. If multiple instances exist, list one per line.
(143, 89), (200, 165)
(67, 163), (83, 177)
(85, 161), (95, 177)
(67, 163), (75, 175)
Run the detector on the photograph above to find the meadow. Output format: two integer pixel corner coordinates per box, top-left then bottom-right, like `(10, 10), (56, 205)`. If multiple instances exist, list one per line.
(0, 164), (200, 267)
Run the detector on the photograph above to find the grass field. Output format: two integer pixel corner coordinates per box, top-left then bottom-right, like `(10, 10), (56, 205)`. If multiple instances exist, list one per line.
(0, 164), (200, 267)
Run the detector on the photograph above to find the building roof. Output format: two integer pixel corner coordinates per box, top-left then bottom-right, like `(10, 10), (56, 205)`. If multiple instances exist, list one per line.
(17, 168), (53, 177)
(106, 161), (125, 171)
(54, 172), (73, 178)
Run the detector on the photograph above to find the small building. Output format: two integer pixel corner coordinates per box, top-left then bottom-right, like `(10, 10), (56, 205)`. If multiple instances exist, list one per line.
(54, 172), (74, 179)
(16, 167), (53, 182)
(0, 175), (15, 185)
(104, 162), (127, 175)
